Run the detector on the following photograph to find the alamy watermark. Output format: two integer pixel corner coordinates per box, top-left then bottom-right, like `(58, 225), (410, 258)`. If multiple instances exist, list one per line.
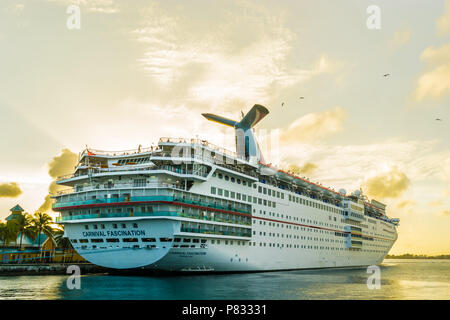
(67, 4), (81, 30)
(366, 265), (381, 289)
(366, 5), (381, 30)
(66, 265), (81, 290)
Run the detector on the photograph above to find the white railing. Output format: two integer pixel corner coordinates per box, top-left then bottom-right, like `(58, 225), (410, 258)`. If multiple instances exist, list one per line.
(80, 146), (156, 157)
(55, 182), (184, 196)
(159, 137), (237, 159)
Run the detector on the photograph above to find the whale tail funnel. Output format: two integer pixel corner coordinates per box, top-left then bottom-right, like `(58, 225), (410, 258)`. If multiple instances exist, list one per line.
(202, 104), (269, 164)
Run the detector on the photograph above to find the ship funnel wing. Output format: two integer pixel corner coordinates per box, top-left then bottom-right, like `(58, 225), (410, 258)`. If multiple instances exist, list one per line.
(202, 104), (269, 164)
(201, 113), (237, 128)
(236, 104), (269, 130)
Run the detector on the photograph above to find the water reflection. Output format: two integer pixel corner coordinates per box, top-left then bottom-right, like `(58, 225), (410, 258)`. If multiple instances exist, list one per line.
(0, 276), (64, 300)
(1, 260), (449, 300)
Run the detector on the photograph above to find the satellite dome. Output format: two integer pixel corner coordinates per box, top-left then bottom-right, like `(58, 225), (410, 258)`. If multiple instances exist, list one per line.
(353, 190), (361, 197)
(339, 189), (346, 195)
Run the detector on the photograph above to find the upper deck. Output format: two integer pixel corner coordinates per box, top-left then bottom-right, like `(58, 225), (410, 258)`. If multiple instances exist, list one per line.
(54, 137), (399, 226)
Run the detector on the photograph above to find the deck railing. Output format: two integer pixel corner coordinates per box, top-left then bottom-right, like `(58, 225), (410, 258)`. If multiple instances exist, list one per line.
(53, 194), (252, 216)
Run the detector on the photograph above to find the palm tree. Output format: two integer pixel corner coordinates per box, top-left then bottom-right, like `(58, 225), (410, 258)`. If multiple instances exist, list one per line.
(54, 227), (73, 263)
(32, 212), (55, 249)
(0, 223), (7, 249)
(4, 221), (19, 248)
(11, 213), (36, 250)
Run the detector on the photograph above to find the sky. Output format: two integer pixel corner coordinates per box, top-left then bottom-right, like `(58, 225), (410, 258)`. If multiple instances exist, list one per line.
(0, 0), (449, 255)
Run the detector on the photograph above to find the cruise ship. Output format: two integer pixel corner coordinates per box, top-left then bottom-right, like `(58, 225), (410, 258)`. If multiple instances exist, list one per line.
(53, 104), (399, 272)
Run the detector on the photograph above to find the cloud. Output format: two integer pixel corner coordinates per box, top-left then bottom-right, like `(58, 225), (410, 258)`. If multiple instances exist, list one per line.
(0, 182), (22, 198)
(38, 149), (78, 213)
(429, 200), (443, 207)
(414, 43), (450, 101)
(280, 107), (346, 143)
(45, 0), (119, 14)
(133, 2), (343, 111)
(420, 44), (450, 65)
(396, 200), (416, 209)
(288, 162), (318, 176)
(390, 29), (411, 49)
(445, 188), (450, 197)
(440, 210), (450, 216)
(437, 0), (450, 36)
(276, 138), (450, 194)
(364, 166), (410, 199)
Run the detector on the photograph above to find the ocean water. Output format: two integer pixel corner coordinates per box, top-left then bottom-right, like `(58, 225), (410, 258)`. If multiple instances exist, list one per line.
(0, 259), (449, 300)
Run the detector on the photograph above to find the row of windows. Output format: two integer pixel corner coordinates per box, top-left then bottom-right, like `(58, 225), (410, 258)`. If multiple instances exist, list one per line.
(117, 157), (151, 165)
(211, 171), (395, 228)
(211, 187), (276, 208)
(84, 223), (139, 230)
(68, 206), (155, 219)
(256, 185), (284, 199)
(74, 237), (207, 244)
(288, 194), (341, 214)
(213, 172), (251, 186)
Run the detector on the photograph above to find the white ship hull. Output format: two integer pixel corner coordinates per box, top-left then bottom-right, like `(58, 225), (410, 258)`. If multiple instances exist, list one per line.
(61, 176), (396, 271)
(64, 216), (392, 272)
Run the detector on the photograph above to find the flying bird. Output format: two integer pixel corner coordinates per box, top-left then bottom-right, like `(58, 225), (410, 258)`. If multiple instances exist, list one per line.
(299, 97), (304, 99)
(281, 102), (285, 107)
(436, 118), (443, 121)
(383, 73), (390, 77)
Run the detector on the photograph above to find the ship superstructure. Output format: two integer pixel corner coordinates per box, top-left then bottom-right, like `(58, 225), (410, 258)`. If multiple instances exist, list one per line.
(53, 105), (398, 271)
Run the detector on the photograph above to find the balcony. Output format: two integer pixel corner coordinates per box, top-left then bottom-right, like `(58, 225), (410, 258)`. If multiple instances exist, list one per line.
(56, 164), (208, 183)
(56, 210), (251, 228)
(53, 193), (251, 216)
(180, 226), (251, 238)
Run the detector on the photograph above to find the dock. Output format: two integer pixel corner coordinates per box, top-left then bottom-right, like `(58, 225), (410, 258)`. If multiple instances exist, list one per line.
(0, 263), (108, 276)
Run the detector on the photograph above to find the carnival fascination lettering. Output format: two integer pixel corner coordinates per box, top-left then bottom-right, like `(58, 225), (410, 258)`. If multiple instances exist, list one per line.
(82, 230), (146, 237)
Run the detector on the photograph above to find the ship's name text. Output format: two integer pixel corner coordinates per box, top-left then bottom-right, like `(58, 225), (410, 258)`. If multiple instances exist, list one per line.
(82, 230), (146, 237)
